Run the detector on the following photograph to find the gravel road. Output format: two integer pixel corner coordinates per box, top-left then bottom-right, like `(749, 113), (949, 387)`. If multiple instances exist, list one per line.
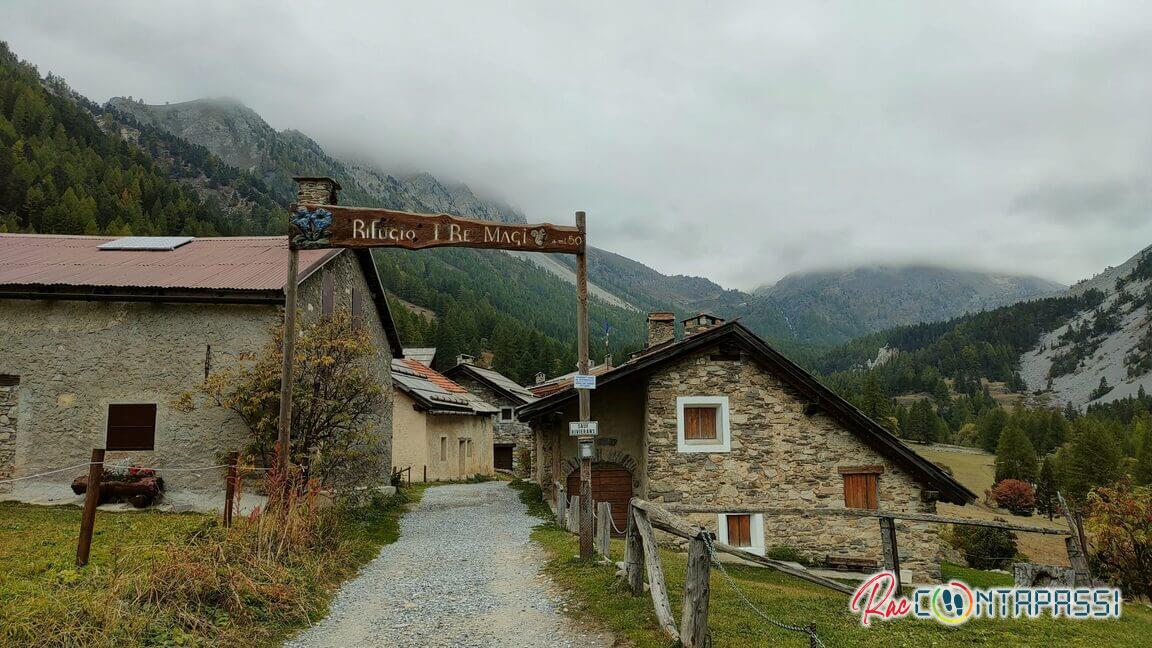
(285, 481), (614, 648)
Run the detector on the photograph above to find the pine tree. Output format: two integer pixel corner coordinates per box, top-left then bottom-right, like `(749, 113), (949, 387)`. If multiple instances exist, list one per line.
(1059, 419), (1123, 501)
(1034, 456), (1058, 520)
(995, 423), (1037, 482)
(1134, 426), (1152, 486)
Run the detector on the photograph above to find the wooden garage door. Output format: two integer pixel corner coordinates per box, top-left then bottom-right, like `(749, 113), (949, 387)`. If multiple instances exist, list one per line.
(566, 463), (632, 535)
(493, 444), (514, 471)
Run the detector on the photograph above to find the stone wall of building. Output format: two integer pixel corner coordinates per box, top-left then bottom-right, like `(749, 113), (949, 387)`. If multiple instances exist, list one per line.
(644, 348), (943, 581)
(450, 374), (533, 477)
(0, 377), (18, 490)
(0, 249), (393, 508)
(297, 251), (394, 489)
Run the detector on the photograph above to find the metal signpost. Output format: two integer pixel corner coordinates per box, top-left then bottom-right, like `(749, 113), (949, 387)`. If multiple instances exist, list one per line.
(280, 178), (597, 557)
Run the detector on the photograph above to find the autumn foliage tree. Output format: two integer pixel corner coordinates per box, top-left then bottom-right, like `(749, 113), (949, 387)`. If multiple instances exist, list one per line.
(180, 310), (387, 495)
(990, 478), (1036, 516)
(1086, 479), (1152, 599)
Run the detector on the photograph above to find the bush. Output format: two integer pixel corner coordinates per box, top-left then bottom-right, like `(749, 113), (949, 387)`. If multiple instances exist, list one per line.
(765, 545), (808, 565)
(990, 479), (1036, 516)
(949, 524), (1019, 570)
(1086, 478), (1152, 599)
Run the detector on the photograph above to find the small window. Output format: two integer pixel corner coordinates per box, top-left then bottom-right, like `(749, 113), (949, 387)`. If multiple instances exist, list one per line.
(684, 406), (718, 440)
(439, 436), (447, 462)
(726, 514), (752, 547)
(676, 396), (730, 453)
(500, 407), (514, 422)
(321, 269), (335, 315)
(717, 512), (764, 555)
(839, 466), (882, 509)
(106, 404), (157, 451)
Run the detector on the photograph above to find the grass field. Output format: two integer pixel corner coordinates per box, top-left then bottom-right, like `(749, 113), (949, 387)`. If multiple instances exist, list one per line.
(0, 485), (421, 647)
(917, 445), (1070, 564)
(534, 525), (1152, 647)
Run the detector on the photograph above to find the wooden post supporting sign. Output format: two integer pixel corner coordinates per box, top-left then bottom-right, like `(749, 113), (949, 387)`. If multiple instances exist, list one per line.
(76, 448), (104, 567)
(574, 211), (595, 560)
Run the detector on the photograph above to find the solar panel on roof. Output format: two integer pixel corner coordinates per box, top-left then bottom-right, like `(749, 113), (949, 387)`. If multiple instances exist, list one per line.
(98, 236), (194, 251)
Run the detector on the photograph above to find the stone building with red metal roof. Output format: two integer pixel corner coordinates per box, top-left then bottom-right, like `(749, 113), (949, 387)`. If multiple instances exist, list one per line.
(0, 233), (401, 508)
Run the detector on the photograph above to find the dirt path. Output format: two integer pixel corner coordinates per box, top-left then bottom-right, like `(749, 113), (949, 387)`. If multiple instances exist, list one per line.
(285, 481), (614, 648)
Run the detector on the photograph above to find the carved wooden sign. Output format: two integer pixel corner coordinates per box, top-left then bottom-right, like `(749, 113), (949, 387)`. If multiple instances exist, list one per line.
(289, 203), (585, 254)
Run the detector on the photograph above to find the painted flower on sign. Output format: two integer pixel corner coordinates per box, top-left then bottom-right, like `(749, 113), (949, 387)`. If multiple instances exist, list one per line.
(529, 228), (547, 247)
(291, 207), (334, 249)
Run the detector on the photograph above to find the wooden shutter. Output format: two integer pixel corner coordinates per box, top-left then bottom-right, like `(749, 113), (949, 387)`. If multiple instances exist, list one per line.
(107, 404), (156, 451)
(842, 473), (879, 509)
(351, 286), (362, 328)
(321, 270), (335, 315)
(684, 406), (718, 440)
(726, 514), (752, 547)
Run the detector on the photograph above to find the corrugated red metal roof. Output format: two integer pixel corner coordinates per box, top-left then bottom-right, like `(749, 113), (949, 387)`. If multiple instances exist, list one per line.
(0, 234), (338, 291)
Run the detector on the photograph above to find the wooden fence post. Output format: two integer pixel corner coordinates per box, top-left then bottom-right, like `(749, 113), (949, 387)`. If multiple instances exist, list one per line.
(567, 496), (581, 533)
(624, 505), (645, 595)
(1058, 492), (1095, 586)
(597, 501), (613, 558)
(223, 450), (238, 528)
(76, 448), (104, 567)
(632, 506), (680, 643)
(423, 465), (427, 483)
(556, 483), (567, 527)
(879, 516), (901, 592)
(680, 529), (712, 648)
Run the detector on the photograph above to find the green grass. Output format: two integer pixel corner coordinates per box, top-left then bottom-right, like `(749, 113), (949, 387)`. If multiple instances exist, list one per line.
(534, 525), (1152, 647)
(0, 486), (423, 647)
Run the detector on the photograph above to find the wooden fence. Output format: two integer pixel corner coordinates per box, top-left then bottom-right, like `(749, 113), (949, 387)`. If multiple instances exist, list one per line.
(549, 484), (1096, 647)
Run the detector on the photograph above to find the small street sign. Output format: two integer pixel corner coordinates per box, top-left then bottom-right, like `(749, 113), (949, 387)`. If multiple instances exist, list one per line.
(573, 374), (597, 389)
(569, 420), (599, 436)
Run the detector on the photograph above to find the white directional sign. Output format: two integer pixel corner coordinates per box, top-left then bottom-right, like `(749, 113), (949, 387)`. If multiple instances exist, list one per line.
(569, 420), (599, 436)
(573, 374), (597, 389)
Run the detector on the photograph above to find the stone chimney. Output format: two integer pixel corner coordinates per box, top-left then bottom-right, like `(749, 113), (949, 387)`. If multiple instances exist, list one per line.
(604, 353), (613, 369)
(456, 354), (475, 366)
(682, 313), (726, 336)
(293, 176), (342, 205)
(534, 371), (546, 385)
(646, 312), (676, 349)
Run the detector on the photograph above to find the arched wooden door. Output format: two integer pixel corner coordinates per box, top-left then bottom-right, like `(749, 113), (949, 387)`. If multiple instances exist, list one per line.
(566, 462), (632, 535)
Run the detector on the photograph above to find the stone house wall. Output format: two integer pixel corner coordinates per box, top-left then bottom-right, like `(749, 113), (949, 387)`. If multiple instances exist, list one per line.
(531, 374), (649, 503)
(0, 249), (393, 507)
(0, 377), (18, 489)
(450, 374), (533, 477)
(644, 347), (941, 580)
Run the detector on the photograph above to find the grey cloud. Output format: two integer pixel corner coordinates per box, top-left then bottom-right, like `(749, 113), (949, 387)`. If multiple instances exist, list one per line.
(2, 1), (1151, 288)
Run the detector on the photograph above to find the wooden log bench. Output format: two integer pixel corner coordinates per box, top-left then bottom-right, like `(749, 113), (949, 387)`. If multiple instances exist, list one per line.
(71, 475), (164, 508)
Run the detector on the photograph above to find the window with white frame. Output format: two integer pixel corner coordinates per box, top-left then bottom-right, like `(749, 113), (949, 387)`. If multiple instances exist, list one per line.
(676, 396), (730, 452)
(717, 513), (765, 555)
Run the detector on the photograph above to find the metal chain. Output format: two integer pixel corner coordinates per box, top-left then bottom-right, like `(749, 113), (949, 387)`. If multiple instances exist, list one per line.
(702, 533), (827, 648)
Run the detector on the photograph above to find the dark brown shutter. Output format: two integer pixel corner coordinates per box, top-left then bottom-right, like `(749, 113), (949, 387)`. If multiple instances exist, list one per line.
(684, 406), (717, 440)
(106, 404), (156, 451)
(321, 270), (334, 316)
(351, 286), (362, 328)
(727, 514), (752, 547)
(843, 473), (879, 509)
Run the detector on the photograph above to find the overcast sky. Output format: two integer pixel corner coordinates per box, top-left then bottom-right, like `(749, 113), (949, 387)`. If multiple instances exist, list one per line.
(4, 1), (1150, 289)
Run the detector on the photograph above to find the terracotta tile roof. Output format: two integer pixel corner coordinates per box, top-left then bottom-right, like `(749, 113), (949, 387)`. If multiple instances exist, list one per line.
(0, 234), (337, 291)
(391, 358), (497, 415)
(398, 358), (467, 393)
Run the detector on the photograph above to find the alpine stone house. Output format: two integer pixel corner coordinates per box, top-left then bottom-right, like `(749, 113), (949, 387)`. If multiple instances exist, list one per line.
(0, 231), (402, 506)
(444, 359), (537, 476)
(518, 312), (975, 580)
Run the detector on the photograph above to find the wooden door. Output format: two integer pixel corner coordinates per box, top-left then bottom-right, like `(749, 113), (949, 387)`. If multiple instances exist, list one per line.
(567, 463), (632, 535)
(494, 444), (514, 471)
